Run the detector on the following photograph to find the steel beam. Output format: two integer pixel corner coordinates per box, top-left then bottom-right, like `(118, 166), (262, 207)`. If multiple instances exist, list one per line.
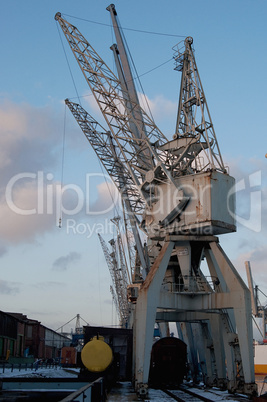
(134, 238), (257, 396)
(134, 241), (174, 396)
(209, 242), (256, 394)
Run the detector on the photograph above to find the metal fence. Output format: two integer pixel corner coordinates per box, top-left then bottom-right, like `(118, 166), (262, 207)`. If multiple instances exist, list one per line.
(163, 275), (220, 293)
(0, 361), (58, 373)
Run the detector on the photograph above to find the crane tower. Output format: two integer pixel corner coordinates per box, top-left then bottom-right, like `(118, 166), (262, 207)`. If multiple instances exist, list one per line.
(55, 5), (257, 398)
(98, 217), (130, 328)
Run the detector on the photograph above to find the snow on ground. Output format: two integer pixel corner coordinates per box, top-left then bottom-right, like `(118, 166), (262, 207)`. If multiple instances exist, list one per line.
(0, 366), (79, 379)
(107, 382), (250, 402)
(0, 369), (256, 401)
(175, 387), (249, 401)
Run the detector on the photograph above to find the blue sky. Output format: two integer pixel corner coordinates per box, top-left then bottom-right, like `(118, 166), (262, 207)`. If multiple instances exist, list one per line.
(0, 0), (267, 333)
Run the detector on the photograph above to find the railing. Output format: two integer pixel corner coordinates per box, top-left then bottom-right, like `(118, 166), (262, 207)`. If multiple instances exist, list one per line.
(59, 377), (105, 402)
(162, 275), (220, 293)
(0, 361), (59, 373)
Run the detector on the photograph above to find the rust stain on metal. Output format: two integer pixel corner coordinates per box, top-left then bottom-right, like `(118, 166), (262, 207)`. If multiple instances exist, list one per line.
(142, 242), (170, 291)
(196, 199), (203, 217)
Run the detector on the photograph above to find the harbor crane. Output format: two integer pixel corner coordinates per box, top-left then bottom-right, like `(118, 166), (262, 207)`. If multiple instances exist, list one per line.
(246, 260), (267, 340)
(98, 217), (130, 328)
(55, 5), (257, 397)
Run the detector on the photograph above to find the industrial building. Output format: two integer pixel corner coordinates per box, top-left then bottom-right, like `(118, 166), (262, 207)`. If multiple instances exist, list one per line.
(0, 311), (70, 364)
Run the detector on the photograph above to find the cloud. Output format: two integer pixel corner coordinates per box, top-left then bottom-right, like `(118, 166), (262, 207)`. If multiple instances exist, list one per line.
(84, 90), (177, 137)
(0, 99), (124, 247)
(217, 155), (267, 296)
(0, 244), (7, 257)
(0, 100), (64, 245)
(0, 101), (61, 187)
(0, 280), (20, 295)
(0, 179), (60, 243)
(139, 93), (177, 119)
(52, 251), (81, 271)
(232, 244), (267, 295)
(250, 248), (267, 264)
(33, 281), (64, 290)
(0, 100), (91, 246)
(89, 181), (120, 215)
(138, 92), (177, 135)
(224, 156), (267, 234)
(84, 93), (102, 117)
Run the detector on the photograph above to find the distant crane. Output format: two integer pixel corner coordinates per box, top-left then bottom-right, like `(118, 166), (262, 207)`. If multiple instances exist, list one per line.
(246, 261), (267, 340)
(98, 227), (129, 328)
(98, 213), (143, 327)
(56, 314), (89, 336)
(55, 5), (257, 397)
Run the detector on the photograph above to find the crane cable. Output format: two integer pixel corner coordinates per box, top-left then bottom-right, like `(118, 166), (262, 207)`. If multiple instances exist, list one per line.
(56, 20), (84, 229)
(56, 21), (82, 106)
(65, 50), (174, 102)
(56, 13), (162, 227)
(56, 14), (176, 103)
(62, 13), (187, 38)
(55, 314), (89, 333)
(113, 13), (155, 122)
(58, 104), (67, 228)
(96, 159), (121, 218)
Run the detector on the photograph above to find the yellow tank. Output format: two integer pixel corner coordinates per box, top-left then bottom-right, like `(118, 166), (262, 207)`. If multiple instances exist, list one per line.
(81, 337), (113, 372)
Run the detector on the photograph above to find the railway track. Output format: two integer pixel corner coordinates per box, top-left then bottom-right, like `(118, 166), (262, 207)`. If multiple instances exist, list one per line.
(161, 384), (250, 402)
(162, 388), (218, 401)
(107, 381), (251, 401)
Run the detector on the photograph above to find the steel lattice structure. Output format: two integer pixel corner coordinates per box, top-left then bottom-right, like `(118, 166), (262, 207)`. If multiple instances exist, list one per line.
(65, 99), (145, 216)
(98, 233), (129, 327)
(173, 37), (225, 173)
(55, 7), (257, 398)
(56, 12), (226, 211)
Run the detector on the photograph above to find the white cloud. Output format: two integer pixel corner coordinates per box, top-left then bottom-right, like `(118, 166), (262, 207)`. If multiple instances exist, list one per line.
(139, 93), (177, 120)
(0, 101), (61, 184)
(0, 179), (58, 243)
(0, 100), (91, 246)
(89, 180), (120, 215)
(83, 90), (177, 136)
(84, 93), (102, 117)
